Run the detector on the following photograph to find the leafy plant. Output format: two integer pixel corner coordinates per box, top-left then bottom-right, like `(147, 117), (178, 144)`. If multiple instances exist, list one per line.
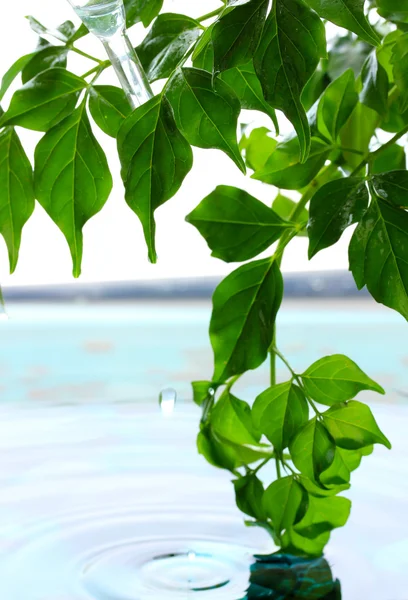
(1, 0), (405, 561)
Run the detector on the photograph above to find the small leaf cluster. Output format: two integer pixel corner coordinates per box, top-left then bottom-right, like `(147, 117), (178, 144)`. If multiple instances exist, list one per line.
(0, 0), (404, 559)
(195, 350), (389, 556)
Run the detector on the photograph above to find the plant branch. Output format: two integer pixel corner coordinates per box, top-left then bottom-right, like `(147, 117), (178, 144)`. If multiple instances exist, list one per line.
(350, 124), (408, 176)
(82, 60), (110, 79)
(69, 45), (104, 64)
(197, 7), (223, 22)
(273, 347), (322, 416)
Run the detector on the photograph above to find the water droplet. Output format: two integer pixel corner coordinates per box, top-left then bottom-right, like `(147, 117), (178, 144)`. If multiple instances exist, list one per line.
(159, 388), (177, 416)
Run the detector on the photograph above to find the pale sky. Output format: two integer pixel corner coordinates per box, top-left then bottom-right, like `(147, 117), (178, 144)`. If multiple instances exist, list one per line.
(0, 0), (350, 286)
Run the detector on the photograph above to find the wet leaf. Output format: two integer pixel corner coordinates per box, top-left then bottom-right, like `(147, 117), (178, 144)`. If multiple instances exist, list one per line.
(124, 0), (163, 28)
(34, 103), (112, 277)
(307, 177), (369, 258)
(305, 0), (380, 46)
(349, 195), (408, 319)
(371, 170), (408, 206)
(254, 0), (326, 162)
(220, 61), (278, 127)
(0, 68), (86, 132)
(186, 185), (291, 263)
(210, 258), (283, 382)
(89, 85), (132, 137)
(212, 0), (269, 75)
(21, 46), (68, 84)
(137, 13), (202, 82)
(166, 67), (245, 172)
(117, 95), (193, 263)
(0, 127), (35, 273)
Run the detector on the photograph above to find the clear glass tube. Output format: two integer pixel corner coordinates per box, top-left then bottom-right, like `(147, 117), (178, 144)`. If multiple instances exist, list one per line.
(66, 0), (153, 109)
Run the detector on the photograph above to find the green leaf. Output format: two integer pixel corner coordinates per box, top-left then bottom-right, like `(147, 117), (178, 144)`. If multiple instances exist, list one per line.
(117, 95), (193, 263)
(0, 127), (35, 273)
(124, 0), (163, 28)
(320, 445), (371, 487)
(89, 85), (132, 138)
(56, 20), (76, 41)
(136, 13), (202, 82)
(299, 474), (349, 498)
(252, 137), (331, 190)
(281, 527), (331, 556)
(263, 476), (306, 535)
(21, 46), (68, 84)
(212, 392), (261, 445)
(34, 103), (112, 277)
(252, 382), (309, 452)
(240, 126), (277, 172)
(220, 61), (278, 128)
(192, 380), (214, 406)
(191, 24), (214, 71)
(186, 185), (291, 263)
(254, 0), (326, 163)
(377, 0), (408, 25)
(323, 400), (391, 450)
(307, 177), (369, 259)
(340, 102), (379, 170)
(166, 67), (245, 172)
(371, 170), (408, 206)
(210, 258), (283, 383)
(212, 0), (269, 75)
(301, 59), (330, 112)
(0, 53), (37, 103)
(25, 16), (48, 37)
(68, 23), (89, 43)
(234, 475), (266, 521)
(198, 426), (241, 471)
(349, 195), (408, 319)
(294, 495), (351, 539)
(0, 68), (86, 132)
(377, 31), (402, 83)
(317, 69), (358, 141)
(360, 51), (389, 117)
(301, 354), (384, 406)
(391, 32), (408, 113)
(289, 419), (335, 485)
(371, 144), (406, 174)
(327, 33), (371, 81)
(304, 0), (380, 47)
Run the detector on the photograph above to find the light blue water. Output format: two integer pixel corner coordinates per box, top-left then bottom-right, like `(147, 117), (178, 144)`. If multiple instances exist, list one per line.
(0, 300), (407, 599)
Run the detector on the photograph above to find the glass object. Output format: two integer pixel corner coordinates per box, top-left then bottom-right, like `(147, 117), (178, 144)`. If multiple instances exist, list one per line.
(66, 0), (153, 108)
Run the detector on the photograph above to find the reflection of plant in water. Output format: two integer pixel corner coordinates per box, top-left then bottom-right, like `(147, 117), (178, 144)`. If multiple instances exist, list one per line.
(246, 554), (341, 599)
(0, 0), (404, 568)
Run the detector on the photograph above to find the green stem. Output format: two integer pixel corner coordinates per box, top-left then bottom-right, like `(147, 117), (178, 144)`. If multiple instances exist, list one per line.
(197, 7), (223, 22)
(225, 374), (241, 392)
(350, 124), (408, 177)
(82, 60), (110, 79)
(337, 146), (365, 156)
(275, 456), (282, 479)
(252, 457), (271, 474)
(69, 45), (104, 64)
(273, 346), (322, 416)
